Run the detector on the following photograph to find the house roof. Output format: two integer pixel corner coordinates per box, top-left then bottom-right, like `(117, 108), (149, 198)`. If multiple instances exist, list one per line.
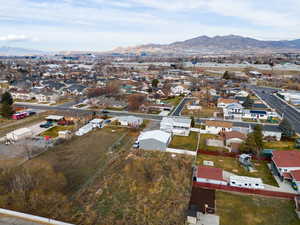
(205, 120), (233, 128)
(138, 130), (171, 143)
(272, 150), (300, 168)
(196, 166), (225, 181)
(291, 170), (300, 181)
(223, 131), (246, 140)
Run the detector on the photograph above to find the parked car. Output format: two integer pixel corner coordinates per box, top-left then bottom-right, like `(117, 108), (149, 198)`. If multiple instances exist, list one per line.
(58, 120), (74, 126)
(40, 121), (53, 128)
(28, 111), (37, 116)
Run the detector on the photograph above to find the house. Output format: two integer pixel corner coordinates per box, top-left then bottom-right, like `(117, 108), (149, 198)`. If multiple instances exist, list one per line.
(217, 98), (239, 108)
(170, 85), (191, 96)
(193, 166), (227, 185)
(117, 116), (143, 127)
(235, 90), (249, 97)
(205, 121), (233, 134)
(242, 110), (269, 120)
(11, 90), (34, 101)
(187, 101), (202, 110)
(36, 92), (58, 103)
(262, 125), (282, 141)
(223, 131), (246, 149)
(223, 103), (244, 120)
(271, 150), (300, 181)
(160, 116), (192, 136)
(138, 130), (172, 151)
(229, 175), (264, 189)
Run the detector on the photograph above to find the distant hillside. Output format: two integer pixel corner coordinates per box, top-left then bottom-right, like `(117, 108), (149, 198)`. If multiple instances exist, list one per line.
(0, 46), (46, 56)
(111, 35), (300, 54)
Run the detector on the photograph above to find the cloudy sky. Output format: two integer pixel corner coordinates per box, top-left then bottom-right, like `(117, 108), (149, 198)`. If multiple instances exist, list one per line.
(0, 0), (299, 51)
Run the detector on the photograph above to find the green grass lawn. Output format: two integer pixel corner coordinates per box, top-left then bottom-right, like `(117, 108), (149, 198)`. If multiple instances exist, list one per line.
(196, 154), (278, 186)
(217, 191), (300, 225)
(199, 134), (229, 152)
(168, 132), (198, 151)
(40, 125), (75, 138)
(264, 141), (295, 150)
(163, 96), (183, 106)
(182, 107), (216, 118)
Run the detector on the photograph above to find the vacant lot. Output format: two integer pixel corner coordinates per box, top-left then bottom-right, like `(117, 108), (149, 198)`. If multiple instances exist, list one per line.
(73, 150), (193, 225)
(196, 154), (278, 186)
(216, 191), (300, 225)
(169, 131), (198, 151)
(24, 127), (129, 193)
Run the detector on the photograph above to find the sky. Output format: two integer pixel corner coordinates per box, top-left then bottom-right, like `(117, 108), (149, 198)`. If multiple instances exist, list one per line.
(0, 0), (299, 51)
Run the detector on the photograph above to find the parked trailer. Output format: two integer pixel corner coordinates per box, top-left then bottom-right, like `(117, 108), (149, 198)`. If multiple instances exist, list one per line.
(229, 175), (264, 190)
(6, 127), (33, 141)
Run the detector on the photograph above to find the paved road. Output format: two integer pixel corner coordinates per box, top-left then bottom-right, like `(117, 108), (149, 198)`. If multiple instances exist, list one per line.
(15, 103), (163, 121)
(249, 85), (300, 133)
(170, 97), (193, 116)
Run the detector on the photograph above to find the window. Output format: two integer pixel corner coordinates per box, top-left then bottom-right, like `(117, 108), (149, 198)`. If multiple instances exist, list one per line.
(231, 181), (235, 184)
(255, 184), (259, 186)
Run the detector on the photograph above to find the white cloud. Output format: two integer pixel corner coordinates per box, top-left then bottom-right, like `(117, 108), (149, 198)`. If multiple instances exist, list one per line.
(0, 34), (36, 42)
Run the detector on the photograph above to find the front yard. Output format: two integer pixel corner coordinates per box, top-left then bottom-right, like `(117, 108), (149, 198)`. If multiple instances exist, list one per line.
(163, 96), (182, 106)
(196, 154), (278, 186)
(217, 191), (299, 225)
(168, 132), (198, 151)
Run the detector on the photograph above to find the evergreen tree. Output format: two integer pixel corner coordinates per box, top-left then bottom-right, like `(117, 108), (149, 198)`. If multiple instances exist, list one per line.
(223, 71), (230, 79)
(253, 124), (264, 151)
(279, 118), (295, 138)
(151, 79), (159, 88)
(1, 91), (13, 105)
(1, 102), (13, 118)
(242, 95), (254, 108)
(239, 133), (257, 154)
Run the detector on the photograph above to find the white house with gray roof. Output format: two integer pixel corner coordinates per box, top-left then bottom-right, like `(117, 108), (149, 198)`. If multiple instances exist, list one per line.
(160, 116), (192, 136)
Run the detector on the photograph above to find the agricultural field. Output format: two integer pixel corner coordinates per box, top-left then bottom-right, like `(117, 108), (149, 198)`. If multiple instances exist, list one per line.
(216, 191), (300, 225)
(196, 154), (278, 186)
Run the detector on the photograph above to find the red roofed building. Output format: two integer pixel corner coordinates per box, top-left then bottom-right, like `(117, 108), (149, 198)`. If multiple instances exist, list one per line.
(272, 150), (300, 181)
(194, 166), (227, 185)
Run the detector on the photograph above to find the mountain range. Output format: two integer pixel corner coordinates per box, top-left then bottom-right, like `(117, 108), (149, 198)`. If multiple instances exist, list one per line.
(111, 35), (300, 54)
(0, 46), (46, 56)
(2, 35), (300, 56)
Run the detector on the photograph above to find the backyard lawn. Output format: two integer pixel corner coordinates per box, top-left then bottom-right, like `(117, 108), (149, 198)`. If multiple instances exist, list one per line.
(168, 131), (198, 151)
(196, 154), (278, 186)
(264, 141), (295, 150)
(199, 134), (229, 152)
(217, 191), (300, 225)
(40, 125), (75, 138)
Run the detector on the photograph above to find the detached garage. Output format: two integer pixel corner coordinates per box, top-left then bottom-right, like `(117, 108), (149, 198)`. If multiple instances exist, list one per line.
(138, 130), (171, 151)
(194, 166), (227, 186)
